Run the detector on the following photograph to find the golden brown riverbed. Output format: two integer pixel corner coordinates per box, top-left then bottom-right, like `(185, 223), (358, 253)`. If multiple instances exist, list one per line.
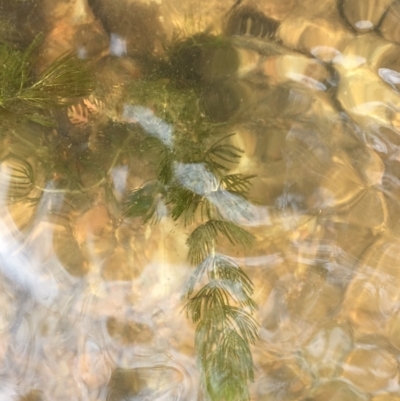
(1, 0), (400, 400)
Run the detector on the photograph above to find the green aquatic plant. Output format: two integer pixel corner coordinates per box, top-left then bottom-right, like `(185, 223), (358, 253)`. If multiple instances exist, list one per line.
(124, 76), (258, 401)
(0, 36), (94, 127)
(0, 35), (96, 201)
(1, 31), (260, 400)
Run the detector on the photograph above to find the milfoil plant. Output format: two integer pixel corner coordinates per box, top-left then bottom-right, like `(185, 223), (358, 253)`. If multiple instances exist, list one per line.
(123, 73), (259, 401)
(0, 35), (94, 129)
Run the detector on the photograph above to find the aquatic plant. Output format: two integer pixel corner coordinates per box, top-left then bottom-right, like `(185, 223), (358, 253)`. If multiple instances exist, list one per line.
(0, 33), (97, 195)
(124, 74), (258, 401)
(0, 35), (94, 128)
(0, 30), (259, 400)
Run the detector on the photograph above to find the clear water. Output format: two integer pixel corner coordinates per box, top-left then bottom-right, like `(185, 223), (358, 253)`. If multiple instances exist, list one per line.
(2, 0), (400, 400)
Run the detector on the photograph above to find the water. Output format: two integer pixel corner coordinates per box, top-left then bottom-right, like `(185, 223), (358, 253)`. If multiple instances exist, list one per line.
(1, 0), (400, 400)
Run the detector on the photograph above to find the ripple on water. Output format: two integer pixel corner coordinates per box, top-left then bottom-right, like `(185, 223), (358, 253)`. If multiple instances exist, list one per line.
(2, 0), (400, 399)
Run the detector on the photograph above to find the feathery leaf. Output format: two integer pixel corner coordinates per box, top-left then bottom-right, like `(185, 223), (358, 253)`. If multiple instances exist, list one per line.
(0, 37), (93, 127)
(124, 181), (165, 223)
(187, 219), (255, 266)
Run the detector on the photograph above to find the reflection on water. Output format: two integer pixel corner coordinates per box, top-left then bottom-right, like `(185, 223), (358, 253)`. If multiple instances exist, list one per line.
(1, 0), (400, 400)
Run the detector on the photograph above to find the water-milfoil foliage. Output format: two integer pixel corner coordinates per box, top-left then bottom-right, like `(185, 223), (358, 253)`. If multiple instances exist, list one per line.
(0, 34), (99, 203)
(124, 68), (259, 399)
(185, 254), (258, 401)
(1, 32), (260, 400)
(0, 35), (94, 127)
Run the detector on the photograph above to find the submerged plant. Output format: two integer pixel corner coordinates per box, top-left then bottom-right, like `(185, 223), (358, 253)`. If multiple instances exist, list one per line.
(0, 35), (94, 128)
(124, 73), (258, 401)
(0, 34), (97, 200)
(0, 29), (259, 400)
